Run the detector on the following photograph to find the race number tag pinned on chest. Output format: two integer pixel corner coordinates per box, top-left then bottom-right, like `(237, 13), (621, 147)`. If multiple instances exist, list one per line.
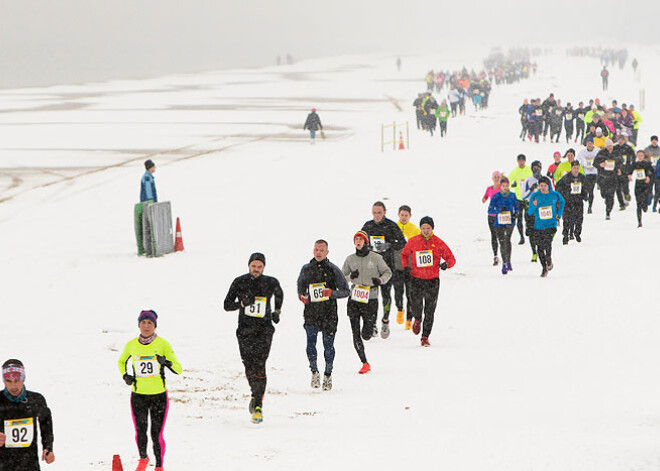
(135, 355), (159, 378)
(566, 113), (572, 120)
(245, 296), (267, 318)
(571, 182), (582, 194)
(634, 169), (646, 180)
(497, 212), (512, 225)
(585, 158), (594, 169)
(535, 109), (543, 116)
(309, 283), (328, 303)
(539, 206), (553, 220)
(415, 250), (434, 267)
(604, 160), (615, 171)
(4, 418), (34, 448)
(652, 157), (659, 167)
(351, 285), (370, 303)
(370, 236), (385, 252)
(578, 113), (584, 119)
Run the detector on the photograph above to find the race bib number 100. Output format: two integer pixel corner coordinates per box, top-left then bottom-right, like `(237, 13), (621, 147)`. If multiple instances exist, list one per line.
(539, 206), (553, 220)
(370, 236), (385, 252)
(4, 418), (34, 448)
(415, 250), (433, 267)
(351, 285), (370, 303)
(309, 283), (328, 303)
(135, 356), (159, 378)
(245, 297), (267, 318)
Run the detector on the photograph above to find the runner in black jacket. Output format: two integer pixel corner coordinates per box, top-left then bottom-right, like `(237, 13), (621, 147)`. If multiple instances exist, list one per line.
(224, 253), (283, 424)
(303, 109), (323, 144)
(629, 150), (655, 227)
(613, 134), (634, 209)
(361, 201), (406, 339)
(593, 140), (623, 219)
(555, 161), (588, 243)
(0, 359), (54, 471)
(297, 240), (349, 391)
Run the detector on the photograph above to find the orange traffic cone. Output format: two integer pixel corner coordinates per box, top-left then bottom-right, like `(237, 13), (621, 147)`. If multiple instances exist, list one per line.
(398, 132), (405, 150)
(174, 217), (184, 252)
(112, 455), (123, 471)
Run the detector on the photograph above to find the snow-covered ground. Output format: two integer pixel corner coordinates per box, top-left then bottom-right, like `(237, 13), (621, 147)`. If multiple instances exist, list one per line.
(1, 46), (659, 470)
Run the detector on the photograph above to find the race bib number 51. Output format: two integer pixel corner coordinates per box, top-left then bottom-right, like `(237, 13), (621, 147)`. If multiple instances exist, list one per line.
(4, 418), (34, 448)
(351, 285), (370, 303)
(245, 296), (267, 318)
(539, 206), (553, 220)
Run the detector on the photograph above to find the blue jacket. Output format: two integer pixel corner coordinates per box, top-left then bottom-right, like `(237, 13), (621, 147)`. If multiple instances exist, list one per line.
(140, 171), (157, 203)
(656, 159), (660, 177)
(528, 190), (565, 230)
(489, 191), (519, 227)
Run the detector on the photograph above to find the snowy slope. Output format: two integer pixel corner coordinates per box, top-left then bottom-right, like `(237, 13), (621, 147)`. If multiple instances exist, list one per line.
(1, 47), (659, 470)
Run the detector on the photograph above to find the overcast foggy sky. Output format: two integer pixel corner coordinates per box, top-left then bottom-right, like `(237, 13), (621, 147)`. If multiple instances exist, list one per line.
(1, 0), (658, 88)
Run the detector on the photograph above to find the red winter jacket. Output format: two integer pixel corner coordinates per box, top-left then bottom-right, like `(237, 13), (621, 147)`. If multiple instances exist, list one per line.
(401, 234), (456, 279)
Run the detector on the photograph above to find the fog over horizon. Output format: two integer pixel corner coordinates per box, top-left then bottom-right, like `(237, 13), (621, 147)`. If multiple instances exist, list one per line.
(1, 0), (658, 89)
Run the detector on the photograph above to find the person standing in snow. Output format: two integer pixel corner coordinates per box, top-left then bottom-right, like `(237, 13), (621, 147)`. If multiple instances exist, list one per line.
(629, 150), (654, 227)
(488, 178), (519, 275)
(555, 161), (588, 244)
(601, 66), (609, 91)
(0, 359), (55, 471)
(576, 138), (600, 214)
(393, 206), (421, 329)
(361, 201), (406, 339)
(140, 159), (157, 203)
(118, 310), (182, 471)
(508, 154), (533, 245)
(435, 100), (450, 137)
(297, 240), (349, 391)
(594, 139), (623, 220)
(342, 231), (392, 374)
(400, 216), (456, 346)
(482, 171), (502, 266)
(223, 253), (284, 424)
(303, 108), (323, 144)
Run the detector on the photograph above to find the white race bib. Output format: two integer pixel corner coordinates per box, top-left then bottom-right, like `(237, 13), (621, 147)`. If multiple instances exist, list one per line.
(651, 156), (659, 167)
(578, 113), (584, 119)
(585, 158), (594, 169)
(245, 296), (267, 318)
(135, 356), (159, 378)
(571, 182), (582, 194)
(604, 160), (615, 171)
(351, 285), (370, 303)
(309, 283), (328, 303)
(497, 212), (512, 225)
(539, 206), (553, 220)
(415, 250), (433, 267)
(535, 109), (543, 116)
(4, 418), (34, 448)
(556, 110), (562, 115)
(565, 113), (573, 120)
(634, 169), (647, 181)
(370, 236), (385, 252)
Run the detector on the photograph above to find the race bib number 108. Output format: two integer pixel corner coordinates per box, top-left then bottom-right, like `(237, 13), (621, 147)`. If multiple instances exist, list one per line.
(416, 250), (433, 267)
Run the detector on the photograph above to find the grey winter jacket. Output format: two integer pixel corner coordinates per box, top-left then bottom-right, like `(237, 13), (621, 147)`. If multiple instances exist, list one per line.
(342, 250), (392, 300)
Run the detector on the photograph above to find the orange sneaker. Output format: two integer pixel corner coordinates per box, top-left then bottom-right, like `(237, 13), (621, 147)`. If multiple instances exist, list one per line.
(396, 310), (404, 324)
(405, 319), (412, 330)
(136, 458), (149, 471)
(358, 363), (371, 374)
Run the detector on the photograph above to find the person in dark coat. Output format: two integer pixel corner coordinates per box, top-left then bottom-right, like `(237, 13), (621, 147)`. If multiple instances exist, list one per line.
(303, 108), (323, 144)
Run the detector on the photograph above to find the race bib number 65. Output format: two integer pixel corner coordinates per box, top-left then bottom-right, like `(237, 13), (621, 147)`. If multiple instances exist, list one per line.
(309, 283), (328, 303)
(539, 206), (553, 220)
(4, 418), (34, 448)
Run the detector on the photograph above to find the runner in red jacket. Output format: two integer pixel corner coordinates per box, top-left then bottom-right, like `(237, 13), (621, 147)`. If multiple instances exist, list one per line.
(400, 216), (456, 346)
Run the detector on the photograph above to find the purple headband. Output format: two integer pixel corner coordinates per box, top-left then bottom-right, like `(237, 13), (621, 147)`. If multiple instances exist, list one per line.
(138, 310), (158, 327)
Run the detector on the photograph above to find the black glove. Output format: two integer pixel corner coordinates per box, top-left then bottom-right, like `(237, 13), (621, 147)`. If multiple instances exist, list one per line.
(123, 374), (136, 386)
(350, 269), (359, 280)
(272, 310), (281, 324)
(404, 266), (411, 276)
(371, 277), (382, 286)
(511, 180), (517, 188)
(500, 207), (507, 212)
(156, 354), (172, 368)
(439, 262), (448, 271)
(241, 294), (255, 306)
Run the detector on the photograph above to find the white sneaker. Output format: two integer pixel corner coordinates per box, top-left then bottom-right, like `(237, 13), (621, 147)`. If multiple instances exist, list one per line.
(311, 372), (320, 388)
(322, 374), (332, 391)
(380, 320), (390, 339)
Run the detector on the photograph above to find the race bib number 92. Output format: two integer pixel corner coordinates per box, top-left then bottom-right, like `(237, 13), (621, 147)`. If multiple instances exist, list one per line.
(4, 418), (34, 448)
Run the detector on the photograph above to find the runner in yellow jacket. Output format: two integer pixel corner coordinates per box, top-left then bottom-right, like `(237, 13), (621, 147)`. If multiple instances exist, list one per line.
(118, 310), (182, 471)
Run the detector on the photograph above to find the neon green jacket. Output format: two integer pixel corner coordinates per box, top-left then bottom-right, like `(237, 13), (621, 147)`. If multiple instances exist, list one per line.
(118, 336), (182, 395)
(508, 166), (533, 200)
(553, 161), (585, 182)
(435, 105), (450, 122)
(632, 110), (642, 129)
(584, 110), (594, 125)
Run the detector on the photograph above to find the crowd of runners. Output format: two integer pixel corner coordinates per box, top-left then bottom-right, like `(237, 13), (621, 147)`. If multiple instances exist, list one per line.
(483, 133), (660, 277)
(518, 94), (643, 145)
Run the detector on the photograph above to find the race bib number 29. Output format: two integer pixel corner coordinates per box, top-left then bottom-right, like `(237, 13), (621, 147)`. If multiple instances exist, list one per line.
(135, 356), (159, 378)
(4, 418), (34, 448)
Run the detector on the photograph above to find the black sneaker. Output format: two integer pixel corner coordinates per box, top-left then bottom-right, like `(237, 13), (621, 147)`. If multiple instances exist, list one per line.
(575, 234), (581, 243)
(541, 267), (548, 278)
(547, 258), (554, 271)
(518, 238), (525, 245)
(587, 207), (593, 214)
(563, 237), (568, 245)
(606, 214), (611, 220)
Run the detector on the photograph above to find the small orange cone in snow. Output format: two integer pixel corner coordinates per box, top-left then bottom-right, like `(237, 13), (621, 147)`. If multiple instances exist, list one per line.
(398, 132), (405, 150)
(174, 217), (184, 252)
(112, 455), (123, 471)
